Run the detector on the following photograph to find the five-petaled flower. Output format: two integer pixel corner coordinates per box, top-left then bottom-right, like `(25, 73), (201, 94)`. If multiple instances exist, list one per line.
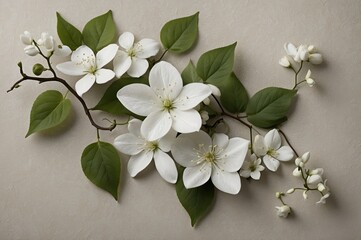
(113, 119), (178, 183)
(113, 32), (160, 78)
(117, 61), (212, 141)
(239, 154), (265, 180)
(56, 44), (118, 96)
(171, 131), (249, 194)
(253, 129), (294, 171)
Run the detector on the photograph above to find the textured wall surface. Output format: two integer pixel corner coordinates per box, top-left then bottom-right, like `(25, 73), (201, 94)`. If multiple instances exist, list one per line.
(1, 0), (361, 239)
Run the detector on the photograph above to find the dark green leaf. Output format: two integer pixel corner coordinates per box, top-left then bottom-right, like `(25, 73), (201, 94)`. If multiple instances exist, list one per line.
(160, 12), (199, 53)
(81, 141), (121, 200)
(181, 60), (202, 85)
(82, 10), (116, 53)
(26, 90), (71, 137)
(196, 43), (236, 85)
(56, 12), (83, 51)
(246, 87), (297, 128)
(219, 72), (249, 113)
(92, 76), (148, 118)
(176, 167), (215, 227)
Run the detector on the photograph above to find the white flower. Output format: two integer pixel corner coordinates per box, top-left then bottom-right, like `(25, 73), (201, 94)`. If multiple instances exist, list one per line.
(113, 119), (178, 183)
(20, 31), (39, 56)
(253, 129), (294, 171)
(305, 70), (315, 87)
(37, 32), (71, 57)
(317, 192), (331, 204)
(279, 56), (291, 67)
(295, 152), (310, 167)
(307, 174), (323, 187)
(117, 61), (212, 141)
(171, 131), (249, 194)
(113, 32), (160, 78)
(284, 43), (322, 64)
(275, 205), (291, 218)
(56, 44), (118, 96)
(24, 45), (39, 56)
(20, 31), (33, 45)
(239, 154), (265, 180)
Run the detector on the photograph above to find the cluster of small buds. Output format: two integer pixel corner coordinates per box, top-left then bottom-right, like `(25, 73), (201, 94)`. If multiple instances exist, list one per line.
(20, 31), (71, 57)
(279, 43), (322, 87)
(275, 152), (330, 218)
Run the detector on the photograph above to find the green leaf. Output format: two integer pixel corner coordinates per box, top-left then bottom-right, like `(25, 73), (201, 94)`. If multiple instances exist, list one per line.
(219, 72), (249, 113)
(82, 10), (116, 53)
(81, 141), (121, 200)
(92, 76), (148, 118)
(26, 90), (71, 137)
(246, 87), (297, 128)
(160, 12), (199, 53)
(176, 167), (215, 227)
(196, 43), (236, 85)
(181, 60), (202, 85)
(56, 12), (83, 51)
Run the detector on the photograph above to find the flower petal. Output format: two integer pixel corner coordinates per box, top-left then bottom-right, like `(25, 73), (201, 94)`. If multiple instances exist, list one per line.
(263, 155), (280, 172)
(264, 129), (281, 150)
(284, 43), (297, 56)
(127, 57), (149, 78)
(113, 51), (132, 78)
(211, 166), (241, 194)
(309, 53), (323, 64)
(276, 146), (294, 161)
(113, 133), (145, 155)
(141, 110), (172, 141)
(218, 137), (249, 172)
(212, 133), (229, 149)
(56, 61), (85, 76)
(75, 73), (96, 96)
(239, 169), (251, 178)
(158, 129), (177, 152)
(96, 44), (118, 68)
(149, 61), (183, 100)
(71, 45), (95, 70)
(128, 119), (142, 137)
(250, 171), (261, 180)
(54, 45), (72, 57)
(95, 69), (115, 84)
(183, 163), (212, 189)
(118, 32), (134, 50)
(253, 135), (267, 156)
(127, 150), (153, 177)
(171, 131), (212, 167)
(153, 150), (178, 183)
(135, 38), (160, 59)
(117, 83), (161, 116)
(170, 108), (202, 133)
(173, 83), (212, 110)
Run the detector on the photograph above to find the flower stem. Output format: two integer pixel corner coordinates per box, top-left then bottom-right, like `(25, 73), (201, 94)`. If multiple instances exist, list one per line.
(292, 61), (303, 90)
(278, 129), (299, 157)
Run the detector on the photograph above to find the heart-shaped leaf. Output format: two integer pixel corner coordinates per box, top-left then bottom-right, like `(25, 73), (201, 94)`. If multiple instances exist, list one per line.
(219, 72), (249, 113)
(196, 43), (236, 86)
(56, 12), (83, 51)
(176, 167), (215, 227)
(181, 60), (202, 85)
(26, 90), (71, 137)
(160, 12), (199, 53)
(81, 141), (121, 200)
(82, 10), (116, 53)
(91, 76), (147, 118)
(246, 87), (297, 128)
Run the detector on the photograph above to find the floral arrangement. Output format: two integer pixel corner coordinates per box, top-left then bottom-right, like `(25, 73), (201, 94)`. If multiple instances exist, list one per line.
(9, 10), (331, 226)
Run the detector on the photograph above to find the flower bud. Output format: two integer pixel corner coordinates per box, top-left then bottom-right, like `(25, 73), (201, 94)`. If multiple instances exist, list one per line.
(303, 190), (308, 199)
(33, 63), (45, 76)
(301, 152), (310, 163)
(310, 168), (324, 176)
(295, 157), (302, 166)
(275, 192), (282, 198)
(200, 110), (209, 124)
(24, 45), (39, 56)
(293, 167), (302, 177)
(317, 183), (326, 193)
(203, 97), (210, 105)
(286, 188), (295, 194)
(307, 45), (316, 53)
(20, 31), (33, 45)
(279, 56), (290, 67)
(275, 205), (291, 218)
(309, 53), (323, 64)
(306, 78), (315, 87)
(307, 174), (322, 186)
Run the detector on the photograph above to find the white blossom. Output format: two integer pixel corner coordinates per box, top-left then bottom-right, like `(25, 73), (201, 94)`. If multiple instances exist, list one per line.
(239, 154), (265, 180)
(275, 205), (291, 218)
(171, 131), (249, 194)
(117, 61), (212, 141)
(305, 70), (315, 87)
(113, 119), (178, 183)
(279, 56), (291, 67)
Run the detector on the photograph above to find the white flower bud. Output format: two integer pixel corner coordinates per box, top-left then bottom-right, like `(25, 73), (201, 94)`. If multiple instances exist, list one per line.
(303, 190), (308, 200)
(275, 192), (281, 198)
(20, 31), (33, 45)
(286, 188), (295, 194)
(293, 167), (302, 177)
(203, 97), (210, 105)
(301, 152), (310, 163)
(24, 45), (39, 56)
(306, 78), (315, 87)
(295, 157), (302, 166)
(279, 56), (290, 67)
(307, 174), (322, 186)
(317, 183), (326, 193)
(299, 162), (305, 168)
(309, 53), (323, 64)
(200, 110), (209, 124)
(307, 45), (316, 53)
(275, 205), (291, 218)
(310, 168), (324, 176)
(208, 84), (221, 97)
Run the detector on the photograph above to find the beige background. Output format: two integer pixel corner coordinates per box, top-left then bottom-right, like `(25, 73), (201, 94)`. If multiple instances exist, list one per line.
(1, 0), (361, 239)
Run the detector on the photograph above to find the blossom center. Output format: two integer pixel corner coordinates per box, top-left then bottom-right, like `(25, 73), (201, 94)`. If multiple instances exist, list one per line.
(267, 149), (278, 158)
(127, 47), (137, 58)
(162, 99), (173, 111)
(203, 151), (215, 163)
(145, 141), (158, 152)
(88, 65), (97, 74)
